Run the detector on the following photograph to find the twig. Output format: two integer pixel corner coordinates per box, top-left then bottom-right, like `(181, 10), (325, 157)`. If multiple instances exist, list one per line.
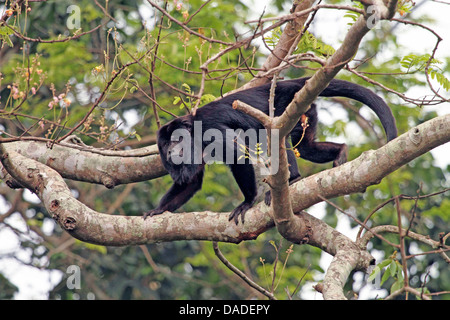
(56, 59), (137, 143)
(212, 241), (277, 300)
(356, 189), (450, 240)
(395, 197), (410, 299)
(270, 239), (283, 292)
(289, 264), (311, 299)
(318, 195), (400, 248)
(146, 0), (231, 46)
(183, 0), (212, 25)
(148, 1), (166, 129)
(4, 23), (103, 43)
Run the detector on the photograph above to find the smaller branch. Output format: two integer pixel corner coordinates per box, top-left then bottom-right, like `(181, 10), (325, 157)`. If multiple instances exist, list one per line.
(357, 189), (450, 240)
(232, 99), (308, 243)
(148, 2), (166, 129)
(146, 0), (231, 46)
(385, 286), (431, 300)
(359, 225), (450, 263)
(241, 0), (316, 89)
(431, 0), (450, 4)
(212, 242), (276, 300)
(183, 0), (212, 25)
(318, 195), (400, 248)
(406, 247), (450, 263)
(4, 23), (102, 43)
(191, 68), (207, 116)
(232, 100), (272, 128)
(244, 4), (364, 25)
(395, 197), (410, 295)
(57, 59), (139, 143)
(198, 3), (331, 76)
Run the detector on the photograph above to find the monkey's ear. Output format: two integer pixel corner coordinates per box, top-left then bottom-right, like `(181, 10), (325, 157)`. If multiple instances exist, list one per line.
(179, 115), (194, 129)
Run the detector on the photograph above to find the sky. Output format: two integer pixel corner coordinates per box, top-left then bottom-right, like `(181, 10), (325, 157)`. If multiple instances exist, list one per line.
(0, 0), (449, 300)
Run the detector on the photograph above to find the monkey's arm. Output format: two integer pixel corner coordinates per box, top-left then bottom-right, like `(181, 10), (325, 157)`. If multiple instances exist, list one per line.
(143, 171), (204, 219)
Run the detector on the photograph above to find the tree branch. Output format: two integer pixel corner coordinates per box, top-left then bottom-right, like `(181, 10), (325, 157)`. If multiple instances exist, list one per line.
(1, 140), (165, 188)
(1, 113), (448, 299)
(255, 1), (399, 246)
(1, 114), (448, 246)
(240, 0), (316, 89)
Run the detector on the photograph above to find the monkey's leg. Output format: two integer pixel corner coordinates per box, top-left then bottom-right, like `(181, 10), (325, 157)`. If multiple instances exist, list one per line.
(228, 163), (258, 225)
(143, 171), (204, 219)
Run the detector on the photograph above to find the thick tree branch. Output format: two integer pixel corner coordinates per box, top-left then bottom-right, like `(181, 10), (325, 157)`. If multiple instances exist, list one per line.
(1, 140), (165, 188)
(1, 114), (448, 245)
(262, 1), (399, 246)
(0, 146), (275, 245)
(1, 113), (448, 300)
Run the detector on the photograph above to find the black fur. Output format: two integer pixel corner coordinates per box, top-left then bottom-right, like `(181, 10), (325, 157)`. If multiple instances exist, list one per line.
(144, 77), (397, 224)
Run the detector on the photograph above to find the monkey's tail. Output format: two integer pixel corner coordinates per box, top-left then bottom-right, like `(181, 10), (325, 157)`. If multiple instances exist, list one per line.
(320, 79), (398, 142)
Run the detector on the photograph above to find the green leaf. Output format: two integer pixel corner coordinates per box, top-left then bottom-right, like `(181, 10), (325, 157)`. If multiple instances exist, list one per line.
(368, 266), (381, 282)
(389, 260), (397, 277)
(264, 27), (282, 49)
(0, 26), (14, 47)
(296, 31), (335, 58)
(396, 264), (404, 282)
(378, 258), (393, 269)
(0, 26), (14, 36)
(428, 70), (450, 91)
(400, 53), (442, 72)
(135, 133), (141, 141)
(381, 267), (391, 285)
(181, 83), (191, 94)
(269, 240), (278, 252)
(390, 279), (403, 294)
(74, 239), (107, 254)
(200, 94), (216, 104)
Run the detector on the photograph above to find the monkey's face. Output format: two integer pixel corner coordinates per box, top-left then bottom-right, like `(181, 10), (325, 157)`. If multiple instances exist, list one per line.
(157, 115), (203, 184)
(166, 135), (185, 159)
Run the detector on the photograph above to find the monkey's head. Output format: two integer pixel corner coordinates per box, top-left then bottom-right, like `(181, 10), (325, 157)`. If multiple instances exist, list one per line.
(157, 115), (204, 184)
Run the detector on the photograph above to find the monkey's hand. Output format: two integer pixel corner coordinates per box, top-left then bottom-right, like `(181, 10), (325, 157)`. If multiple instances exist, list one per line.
(143, 208), (165, 220)
(228, 201), (254, 225)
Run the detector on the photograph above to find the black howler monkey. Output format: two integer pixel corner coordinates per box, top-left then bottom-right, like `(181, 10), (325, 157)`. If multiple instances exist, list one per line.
(144, 77), (397, 224)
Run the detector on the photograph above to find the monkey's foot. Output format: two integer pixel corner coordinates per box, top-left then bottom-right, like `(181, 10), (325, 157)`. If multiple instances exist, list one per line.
(228, 201), (254, 225)
(143, 208), (165, 220)
(333, 144), (348, 167)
